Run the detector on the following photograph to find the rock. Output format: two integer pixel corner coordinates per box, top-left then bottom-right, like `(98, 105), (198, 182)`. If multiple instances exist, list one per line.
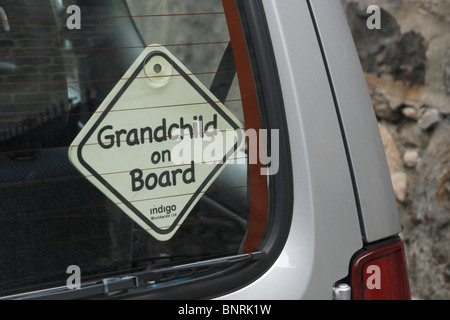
(404, 150), (419, 168)
(344, 3), (427, 86)
(397, 121), (431, 150)
(343, 0), (450, 116)
(378, 123), (411, 202)
(374, 101), (395, 120)
(445, 58), (450, 95)
(378, 123), (402, 173)
(402, 106), (419, 120)
(418, 106), (441, 130)
(342, 0), (450, 300)
(406, 122), (450, 299)
(371, 90), (399, 121)
(391, 171), (408, 202)
(364, 73), (426, 120)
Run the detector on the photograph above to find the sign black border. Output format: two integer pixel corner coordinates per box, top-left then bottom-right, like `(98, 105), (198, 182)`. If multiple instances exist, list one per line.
(76, 51), (243, 236)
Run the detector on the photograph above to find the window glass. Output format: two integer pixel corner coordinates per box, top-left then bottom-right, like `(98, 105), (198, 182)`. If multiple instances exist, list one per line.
(0, 0), (269, 297)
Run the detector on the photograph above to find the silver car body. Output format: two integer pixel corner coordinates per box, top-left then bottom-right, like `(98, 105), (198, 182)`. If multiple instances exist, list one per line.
(221, 0), (401, 300)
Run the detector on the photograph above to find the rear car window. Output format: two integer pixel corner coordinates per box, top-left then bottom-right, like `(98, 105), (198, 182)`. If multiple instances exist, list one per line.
(0, 0), (283, 298)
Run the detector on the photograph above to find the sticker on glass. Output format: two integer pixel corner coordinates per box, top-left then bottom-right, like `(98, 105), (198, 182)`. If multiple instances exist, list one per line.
(68, 45), (244, 241)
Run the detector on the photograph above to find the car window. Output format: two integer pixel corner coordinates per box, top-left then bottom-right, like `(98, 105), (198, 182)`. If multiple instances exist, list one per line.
(0, 0), (278, 298)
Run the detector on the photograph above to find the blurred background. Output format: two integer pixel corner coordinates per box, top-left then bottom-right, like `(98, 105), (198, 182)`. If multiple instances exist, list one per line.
(341, 0), (450, 300)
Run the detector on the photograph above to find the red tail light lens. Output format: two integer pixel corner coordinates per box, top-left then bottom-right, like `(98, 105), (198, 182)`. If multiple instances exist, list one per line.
(351, 240), (411, 300)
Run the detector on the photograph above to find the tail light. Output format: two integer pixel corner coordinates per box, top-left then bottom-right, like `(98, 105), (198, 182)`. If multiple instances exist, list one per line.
(351, 239), (411, 300)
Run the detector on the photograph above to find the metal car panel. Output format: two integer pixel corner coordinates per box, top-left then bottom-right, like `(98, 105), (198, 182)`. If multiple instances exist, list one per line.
(220, 0), (363, 299)
(308, 0), (401, 243)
